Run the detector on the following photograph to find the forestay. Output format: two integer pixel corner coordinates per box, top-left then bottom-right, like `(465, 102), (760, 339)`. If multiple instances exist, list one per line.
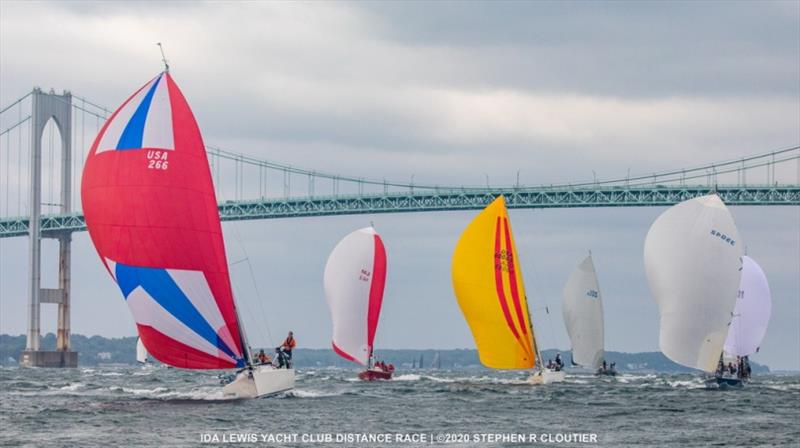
(724, 256), (772, 357)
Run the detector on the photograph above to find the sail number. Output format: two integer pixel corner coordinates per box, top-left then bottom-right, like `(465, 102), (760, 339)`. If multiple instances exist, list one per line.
(710, 229), (735, 246)
(586, 289), (599, 298)
(359, 268), (371, 282)
(494, 249), (514, 273)
(147, 150), (169, 170)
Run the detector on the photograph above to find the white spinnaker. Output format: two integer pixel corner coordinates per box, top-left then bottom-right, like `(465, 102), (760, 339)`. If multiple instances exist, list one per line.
(136, 337), (148, 363)
(562, 255), (604, 368)
(323, 227), (379, 366)
(724, 256), (772, 356)
(644, 194), (743, 372)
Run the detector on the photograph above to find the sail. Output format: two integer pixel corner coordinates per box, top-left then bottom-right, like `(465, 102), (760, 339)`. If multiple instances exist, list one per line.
(81, 72), (245, 369)
(644, 194), (743, 372)
(724, 256), (772, 356)
(451, 196), (536, 369)
(561, 255), (604, 368)
(323, 227), (387, 365)
(136, 337), (148, 364)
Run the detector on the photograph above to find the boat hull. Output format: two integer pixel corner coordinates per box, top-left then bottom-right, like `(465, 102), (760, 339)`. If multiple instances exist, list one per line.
(596, 369), (617, 377)
(358, 369), (393, 381)
(527, 369), (566, 385)
(705, 376), (744, 389)
(223, 366), (295, 398)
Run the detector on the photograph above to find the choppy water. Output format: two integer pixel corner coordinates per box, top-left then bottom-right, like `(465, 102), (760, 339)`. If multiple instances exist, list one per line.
(1, 366), (798, 447)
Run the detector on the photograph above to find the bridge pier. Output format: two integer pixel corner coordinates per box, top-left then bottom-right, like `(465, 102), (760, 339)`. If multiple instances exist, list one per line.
(20, 88), (77, 368)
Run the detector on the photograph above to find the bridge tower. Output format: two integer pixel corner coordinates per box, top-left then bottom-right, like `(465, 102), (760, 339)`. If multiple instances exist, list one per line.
(19, 88), (77, 367)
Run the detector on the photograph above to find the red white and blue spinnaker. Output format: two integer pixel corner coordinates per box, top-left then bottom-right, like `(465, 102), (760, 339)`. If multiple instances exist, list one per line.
(82, 72), (245, 370)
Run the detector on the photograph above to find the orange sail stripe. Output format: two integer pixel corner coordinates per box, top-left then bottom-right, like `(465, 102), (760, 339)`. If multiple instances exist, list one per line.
(493, 217), (522, 341)
(502, 217), (534, 359)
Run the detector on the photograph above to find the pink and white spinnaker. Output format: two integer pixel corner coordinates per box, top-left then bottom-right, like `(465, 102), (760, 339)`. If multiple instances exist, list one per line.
(323, 227), (387, 365)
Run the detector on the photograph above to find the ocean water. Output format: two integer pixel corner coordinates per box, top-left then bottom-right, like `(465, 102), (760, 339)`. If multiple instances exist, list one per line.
(1, 366), (798, 447)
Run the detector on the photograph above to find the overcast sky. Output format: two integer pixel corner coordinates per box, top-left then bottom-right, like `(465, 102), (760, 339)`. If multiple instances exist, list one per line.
(1, 1), (798, 370)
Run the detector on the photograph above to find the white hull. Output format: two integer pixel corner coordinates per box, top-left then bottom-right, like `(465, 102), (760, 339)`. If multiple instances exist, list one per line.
(527, 369), (566, 385)
(223, 366), (295, 398)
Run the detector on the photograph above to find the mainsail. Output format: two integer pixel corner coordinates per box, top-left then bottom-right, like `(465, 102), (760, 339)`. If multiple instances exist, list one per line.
(136, 337), (148, 364)
(81, 72), (246, 369)
(724, 256), (772, 357)
(323, 227), (387, 365)
(644, 194), (743, 372)
(452, 196), (536, 369)
(562, 255), (604, 368)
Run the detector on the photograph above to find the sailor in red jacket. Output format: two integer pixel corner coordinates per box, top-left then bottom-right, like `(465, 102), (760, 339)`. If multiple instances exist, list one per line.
(276, 331), (296, 368)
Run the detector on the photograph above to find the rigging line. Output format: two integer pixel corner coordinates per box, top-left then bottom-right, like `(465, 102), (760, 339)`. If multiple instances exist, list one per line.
(230, 221), (275, 348)
(229, 279), (268, 352)
(524, 209), (559, 354)
(215, 166), (274, 348)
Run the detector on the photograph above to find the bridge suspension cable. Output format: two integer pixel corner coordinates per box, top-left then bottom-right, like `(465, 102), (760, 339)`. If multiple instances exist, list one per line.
(1, 89), (799, 236)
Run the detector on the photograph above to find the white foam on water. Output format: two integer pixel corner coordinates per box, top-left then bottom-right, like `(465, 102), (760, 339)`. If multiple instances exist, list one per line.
(117, 386), (170, 395)
(666, 379), (705, 389)
(761, 383), (800, 392)
(283, 389), (343, 398)
(108, 385), (235, 401)
(59, 382), (84, 391)
(423, 375), (456, 383)
(392, 374), (421, 381)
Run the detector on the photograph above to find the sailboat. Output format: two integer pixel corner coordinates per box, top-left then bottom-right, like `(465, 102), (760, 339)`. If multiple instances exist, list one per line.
(720, 255), (772, 385)
(562, 254), (612, 375)
(430, 352), (441, 369)
(323, 227), (392, 381)
(81, 70), (294, 398)
(136, 337), (149, 364)
(644, 194), (743, 383)
(452, 196), (564, 384)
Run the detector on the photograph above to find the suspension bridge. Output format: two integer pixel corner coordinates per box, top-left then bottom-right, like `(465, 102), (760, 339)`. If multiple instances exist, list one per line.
(1, 88), (799, 367)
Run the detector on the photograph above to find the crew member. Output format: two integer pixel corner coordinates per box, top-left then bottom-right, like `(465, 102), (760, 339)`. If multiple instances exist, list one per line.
(277, 331), (296, 368)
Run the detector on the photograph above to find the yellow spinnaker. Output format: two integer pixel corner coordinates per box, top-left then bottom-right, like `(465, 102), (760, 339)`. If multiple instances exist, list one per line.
(451, 196), (536, 369)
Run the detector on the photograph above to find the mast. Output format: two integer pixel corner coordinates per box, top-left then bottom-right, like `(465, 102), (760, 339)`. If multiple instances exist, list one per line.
(525, 294), (546, 372)
(232, 295), (254, 368)
(587, 250), (604, 366)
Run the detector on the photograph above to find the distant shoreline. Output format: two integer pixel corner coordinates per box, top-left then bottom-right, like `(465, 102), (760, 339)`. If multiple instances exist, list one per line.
(0, 333), (771, 373)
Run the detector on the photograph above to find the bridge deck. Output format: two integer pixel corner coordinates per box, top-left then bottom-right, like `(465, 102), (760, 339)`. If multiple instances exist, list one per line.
(1, 185), (798, 238)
